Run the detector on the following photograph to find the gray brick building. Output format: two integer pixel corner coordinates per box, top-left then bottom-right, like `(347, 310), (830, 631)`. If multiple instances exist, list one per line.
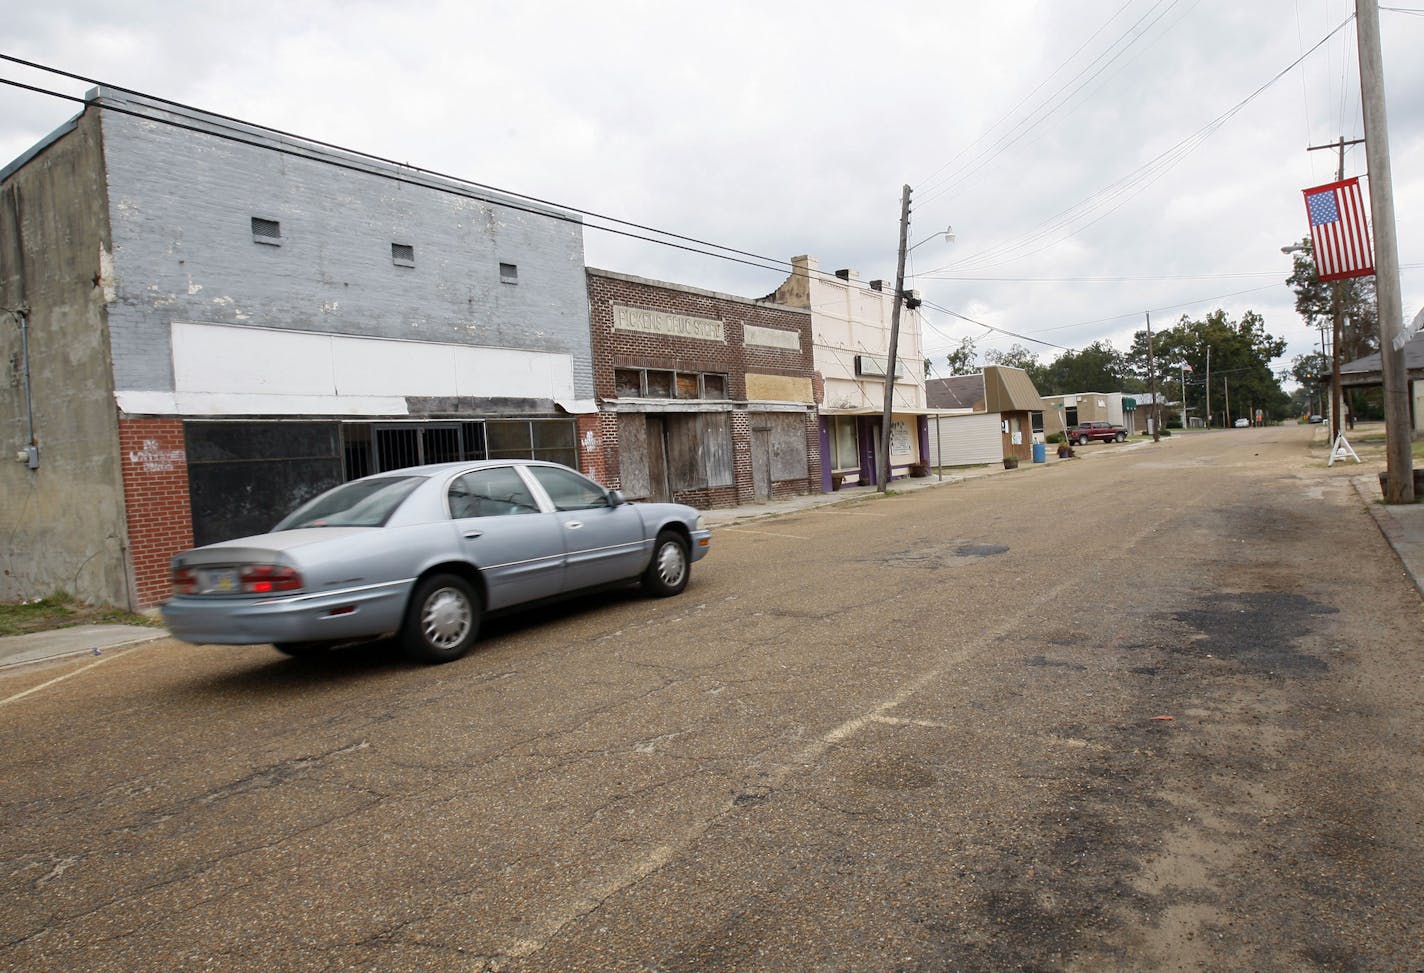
(1, 88), (594, 609)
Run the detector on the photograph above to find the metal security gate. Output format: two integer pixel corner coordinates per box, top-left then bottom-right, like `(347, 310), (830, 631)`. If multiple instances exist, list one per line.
(372, 424), (463, 472)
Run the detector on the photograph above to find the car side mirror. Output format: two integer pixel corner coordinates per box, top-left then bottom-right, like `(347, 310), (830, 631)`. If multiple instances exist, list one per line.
(608, 489), (626, 508)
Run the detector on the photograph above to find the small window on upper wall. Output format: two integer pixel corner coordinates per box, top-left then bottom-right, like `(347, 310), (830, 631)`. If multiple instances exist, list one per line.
(392, 243), (415, 268)
(614, 369), (643, 398)
(252, 217), (281, 245)
(645, 370), (674, 398)
(500, 262), (518, 284)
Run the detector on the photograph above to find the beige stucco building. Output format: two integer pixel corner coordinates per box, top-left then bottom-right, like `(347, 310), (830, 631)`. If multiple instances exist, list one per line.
(766, 255), (930, 489)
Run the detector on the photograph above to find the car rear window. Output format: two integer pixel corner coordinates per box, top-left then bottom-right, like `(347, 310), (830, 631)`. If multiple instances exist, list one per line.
(274, 476), (425, 530)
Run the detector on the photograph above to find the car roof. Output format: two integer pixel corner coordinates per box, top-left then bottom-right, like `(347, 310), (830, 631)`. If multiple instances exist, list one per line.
(364, 459), (573, 479)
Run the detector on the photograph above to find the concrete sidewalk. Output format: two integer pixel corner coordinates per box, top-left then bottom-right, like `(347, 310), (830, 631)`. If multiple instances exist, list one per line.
(1353, 475), (1424, 600)
(0, 624), (167, 671)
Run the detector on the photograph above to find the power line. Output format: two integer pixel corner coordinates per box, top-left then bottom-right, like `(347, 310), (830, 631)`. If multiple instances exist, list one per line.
(922, 300), (1071, 351)
(916, 271), (1283, 283)
(913, 0), (1141, 194)
(0, 54), (882, 295)
(916, 0), (1190, 206)
(915, 13), (1355, 275)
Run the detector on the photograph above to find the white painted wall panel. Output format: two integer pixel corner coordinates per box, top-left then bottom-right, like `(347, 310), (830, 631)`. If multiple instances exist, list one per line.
(173, 322), (336, 394)
(928, 413), (1002, 467)
(135, 321), (577, 415)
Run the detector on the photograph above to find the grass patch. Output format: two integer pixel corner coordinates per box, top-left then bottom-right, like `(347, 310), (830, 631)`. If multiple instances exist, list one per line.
(0, 593), (161, 638)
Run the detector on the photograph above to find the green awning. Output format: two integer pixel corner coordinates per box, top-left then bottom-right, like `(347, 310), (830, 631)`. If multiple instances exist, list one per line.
(1122, 397), (1137, 411)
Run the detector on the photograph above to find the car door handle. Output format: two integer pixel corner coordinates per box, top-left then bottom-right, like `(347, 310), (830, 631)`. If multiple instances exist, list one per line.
(565, 521), (583, 530)
(463, 530), (483, 539)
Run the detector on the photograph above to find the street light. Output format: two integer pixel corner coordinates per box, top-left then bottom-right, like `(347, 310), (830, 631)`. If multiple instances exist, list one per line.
(908, 226), (955, 253)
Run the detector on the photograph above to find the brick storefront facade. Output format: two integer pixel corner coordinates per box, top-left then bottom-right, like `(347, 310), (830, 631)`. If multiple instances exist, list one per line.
(587, 270), (821, 507)
(117, 418), (195, 608)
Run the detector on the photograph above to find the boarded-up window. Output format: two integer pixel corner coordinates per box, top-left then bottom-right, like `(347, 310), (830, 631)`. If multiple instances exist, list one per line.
(615, 369), (642, 397)
(660, 414), (730, 490)
(619, 414), (651, 498)
(754, 412), (810, 481)
(696, 413), (734, 487)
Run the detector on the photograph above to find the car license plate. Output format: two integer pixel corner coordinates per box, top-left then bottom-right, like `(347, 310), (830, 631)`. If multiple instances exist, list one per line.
(199, 568), (241, 594)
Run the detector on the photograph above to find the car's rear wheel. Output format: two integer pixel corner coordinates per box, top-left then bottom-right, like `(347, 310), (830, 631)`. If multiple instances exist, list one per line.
(273, 641), (331, 657)
(642, 530), (689, 597)
(402, 573), (480, 663)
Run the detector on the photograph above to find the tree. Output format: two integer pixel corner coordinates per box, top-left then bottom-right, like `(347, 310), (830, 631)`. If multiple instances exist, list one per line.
(984, 343), (1038, 371)
(1285, 237), (1378, 362)
(1125, 309), (1290, 425)
(1034, 340), (1126, 395)
(943, 337), (979, 376)
(984, 343), (1049, 389)
(1284, 236), (1383, 419)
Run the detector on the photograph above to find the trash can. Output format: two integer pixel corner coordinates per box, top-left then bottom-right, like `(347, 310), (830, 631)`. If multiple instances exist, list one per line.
(1032, 442), (1046, 464)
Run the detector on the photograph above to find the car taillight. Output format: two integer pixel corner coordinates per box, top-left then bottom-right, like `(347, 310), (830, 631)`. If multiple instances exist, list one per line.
(240, 564), (304, 594)
(173, 565), (198, 595)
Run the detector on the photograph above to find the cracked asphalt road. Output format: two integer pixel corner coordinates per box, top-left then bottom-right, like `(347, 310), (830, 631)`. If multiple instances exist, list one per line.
(2, 425), (1422, 972)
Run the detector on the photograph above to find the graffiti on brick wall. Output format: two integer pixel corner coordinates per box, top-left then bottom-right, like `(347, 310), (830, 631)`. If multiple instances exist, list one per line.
(129, 439), (186, 473)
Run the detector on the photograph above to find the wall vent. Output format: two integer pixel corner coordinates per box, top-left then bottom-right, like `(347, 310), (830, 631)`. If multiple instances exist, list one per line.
(392, 243), (415, 267)
(499, 262), (518, 284)
(251, 217), (281, 245)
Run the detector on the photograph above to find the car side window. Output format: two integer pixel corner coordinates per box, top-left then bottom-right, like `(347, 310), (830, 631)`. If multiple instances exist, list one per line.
(447, 468), (541, 518)
(526, 466), (611, 512)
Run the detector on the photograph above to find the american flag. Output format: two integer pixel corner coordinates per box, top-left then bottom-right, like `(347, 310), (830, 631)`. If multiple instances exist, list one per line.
(1302, 177), (1374, 282)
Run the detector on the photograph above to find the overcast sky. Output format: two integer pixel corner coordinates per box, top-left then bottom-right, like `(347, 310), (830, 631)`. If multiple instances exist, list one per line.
(3, 1), (1422, 384)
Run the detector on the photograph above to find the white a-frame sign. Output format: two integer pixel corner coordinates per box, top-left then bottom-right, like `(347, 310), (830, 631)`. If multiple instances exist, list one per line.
(1328, 434), (1360, 466)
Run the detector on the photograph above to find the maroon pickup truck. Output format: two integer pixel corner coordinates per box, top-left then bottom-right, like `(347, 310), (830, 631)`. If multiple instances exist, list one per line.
(1067, 420), (1128, 445)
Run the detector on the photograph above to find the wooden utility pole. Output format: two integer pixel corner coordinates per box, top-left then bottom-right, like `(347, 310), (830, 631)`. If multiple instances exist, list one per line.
(1205, 345), (1211, 427)
(1356, 0), (1414, 502)
(1146, 311), (1160, 443)
(879, 184), (912, 494)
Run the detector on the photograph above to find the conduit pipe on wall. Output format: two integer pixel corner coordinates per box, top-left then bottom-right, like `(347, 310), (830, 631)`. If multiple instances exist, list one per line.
(5, 183), (38, 468)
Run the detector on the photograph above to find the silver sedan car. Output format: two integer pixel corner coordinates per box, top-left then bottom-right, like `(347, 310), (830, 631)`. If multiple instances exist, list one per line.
(161, 460), (712, 663)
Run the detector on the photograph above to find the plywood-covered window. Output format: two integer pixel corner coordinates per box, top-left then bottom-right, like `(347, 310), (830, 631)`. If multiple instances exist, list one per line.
(768, 413), (810, 480)
(667, 413), (733, 489)
(612, 367), (729, 399)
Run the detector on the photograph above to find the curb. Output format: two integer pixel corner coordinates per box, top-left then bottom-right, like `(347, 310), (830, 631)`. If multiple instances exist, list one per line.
(1351, 475), (1424, 599)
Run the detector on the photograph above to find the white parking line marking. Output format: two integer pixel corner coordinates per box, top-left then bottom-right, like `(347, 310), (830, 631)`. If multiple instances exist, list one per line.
(718, 527), (809, 540)
(0, 649), (129, 708)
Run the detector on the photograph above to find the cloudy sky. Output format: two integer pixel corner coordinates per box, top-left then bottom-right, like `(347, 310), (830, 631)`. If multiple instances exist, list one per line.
(3, 1), (1422, 383)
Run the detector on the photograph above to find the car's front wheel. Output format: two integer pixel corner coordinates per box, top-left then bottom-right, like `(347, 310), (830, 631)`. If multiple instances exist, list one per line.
(1078, 435), (1090, 446)
(402, 573), (480, 663)
(642, 530), (690, 597)
(1114, 432), (1126, 442)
